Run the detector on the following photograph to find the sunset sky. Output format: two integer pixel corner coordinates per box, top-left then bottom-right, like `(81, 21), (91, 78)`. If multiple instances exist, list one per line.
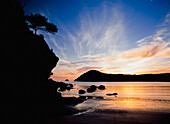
(24, 0), (170, 81)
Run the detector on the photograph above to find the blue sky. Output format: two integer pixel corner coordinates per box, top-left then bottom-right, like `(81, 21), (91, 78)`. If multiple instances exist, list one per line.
(24, 0), (170, 81)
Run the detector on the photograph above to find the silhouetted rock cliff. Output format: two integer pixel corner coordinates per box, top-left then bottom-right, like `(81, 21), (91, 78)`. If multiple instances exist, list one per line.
(1, 0), (59, 123)
(75, 70), (170, 82)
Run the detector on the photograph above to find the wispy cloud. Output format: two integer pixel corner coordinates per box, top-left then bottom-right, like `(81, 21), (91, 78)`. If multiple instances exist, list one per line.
(112, 13), (170, 75)
(136, 13), (170, 47)
(159, 47), (170, 58)
(58, 60), (97, 67)
(142, 68), (170, 74)
(122, 12), (170, 60)
(89, 57), (117, 61)
(80, 54), (104, 58)
(47, 6), (170, 81)
(121, 42), (169, 59)
(52, 2), (126, 59)
(48, 34), (67, 59)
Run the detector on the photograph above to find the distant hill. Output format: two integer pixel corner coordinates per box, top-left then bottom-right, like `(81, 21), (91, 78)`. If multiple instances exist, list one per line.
(74, 70), (170, 82)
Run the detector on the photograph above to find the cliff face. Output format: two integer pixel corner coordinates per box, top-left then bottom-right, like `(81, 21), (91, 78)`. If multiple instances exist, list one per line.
(1, 0), (59, 120)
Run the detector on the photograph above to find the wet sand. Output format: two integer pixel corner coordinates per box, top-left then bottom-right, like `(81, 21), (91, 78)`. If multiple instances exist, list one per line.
(47, 98), (170, 124)
(51, 110), (170, 124)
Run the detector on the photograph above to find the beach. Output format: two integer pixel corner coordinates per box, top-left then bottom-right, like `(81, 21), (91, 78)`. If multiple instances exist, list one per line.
(55, 109), (170, 124)
(53, 81), (170, 124)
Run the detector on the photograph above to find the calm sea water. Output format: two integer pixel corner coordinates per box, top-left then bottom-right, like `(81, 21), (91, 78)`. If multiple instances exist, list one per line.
(60, 81), (170, 113)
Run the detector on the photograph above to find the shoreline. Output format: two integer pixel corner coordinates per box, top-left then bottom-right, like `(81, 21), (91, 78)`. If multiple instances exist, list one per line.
(51, 108), (170, 124)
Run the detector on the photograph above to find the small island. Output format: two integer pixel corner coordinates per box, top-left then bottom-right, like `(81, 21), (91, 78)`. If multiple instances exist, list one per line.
(75, 70), (170, 82)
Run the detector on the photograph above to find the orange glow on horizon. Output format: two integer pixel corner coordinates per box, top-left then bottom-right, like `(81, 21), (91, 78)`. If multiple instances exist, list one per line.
(51, 67), (170, 81)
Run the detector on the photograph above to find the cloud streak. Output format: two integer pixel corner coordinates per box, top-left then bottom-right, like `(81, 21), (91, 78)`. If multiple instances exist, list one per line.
(58, 60), (97, 67)
(121, 42), (169, 59)
(122, 12), (170, 60)
(54, 2), (126, 59)
(160, 47), (170, 58)
(45, 5), (170, 81)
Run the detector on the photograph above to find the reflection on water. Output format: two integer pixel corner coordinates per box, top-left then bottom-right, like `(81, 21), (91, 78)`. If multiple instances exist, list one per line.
(75, 98), (170, 113)
(60, 82), (170, 113)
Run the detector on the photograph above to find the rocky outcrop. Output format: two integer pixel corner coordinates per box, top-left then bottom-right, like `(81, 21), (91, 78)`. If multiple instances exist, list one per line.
(1, 0), (59, 123)
(2, 0), (59, 100)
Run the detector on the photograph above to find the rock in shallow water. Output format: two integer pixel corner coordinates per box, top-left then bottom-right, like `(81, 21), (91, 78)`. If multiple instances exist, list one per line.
(106, 93), (118, 96)
(87, 85), (97, 93)
(79, 89), (86, 94)
(98, 85), (105, 90)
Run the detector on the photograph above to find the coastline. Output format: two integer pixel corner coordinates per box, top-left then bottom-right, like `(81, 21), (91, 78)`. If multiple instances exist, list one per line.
(52, 81), (170, 124)
(50, 107), (170, 124)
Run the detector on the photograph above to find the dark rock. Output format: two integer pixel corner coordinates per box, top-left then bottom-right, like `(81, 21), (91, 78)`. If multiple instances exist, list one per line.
(90, 85), (97, 90)
(87, 85), (97, 93)
(78, 96), (87, 100)
(66, 87), (71, 90)
(87, 96), (93, 99)
(66, 84), (73, 90)
(65, 79), (69, 81)
(58, 83), (67, 91)
(78, 89), (86, 94)
(106, 93), (118, 96)
(87, 88), (94, 93)
(98, 85), (105, 90)
(113, 93), (118, 95)
(56, 82), (74, 91)
(95, 96), (104, 99)
(68, 84), (73, 88)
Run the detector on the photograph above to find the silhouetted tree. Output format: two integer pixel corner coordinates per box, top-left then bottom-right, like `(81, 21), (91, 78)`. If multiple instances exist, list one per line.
(25, 14), (58, 34)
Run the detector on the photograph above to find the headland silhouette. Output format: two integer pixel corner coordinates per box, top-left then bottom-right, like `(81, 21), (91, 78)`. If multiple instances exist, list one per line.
(75, 70), (170, 82)
(2, 1), (83, 123)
